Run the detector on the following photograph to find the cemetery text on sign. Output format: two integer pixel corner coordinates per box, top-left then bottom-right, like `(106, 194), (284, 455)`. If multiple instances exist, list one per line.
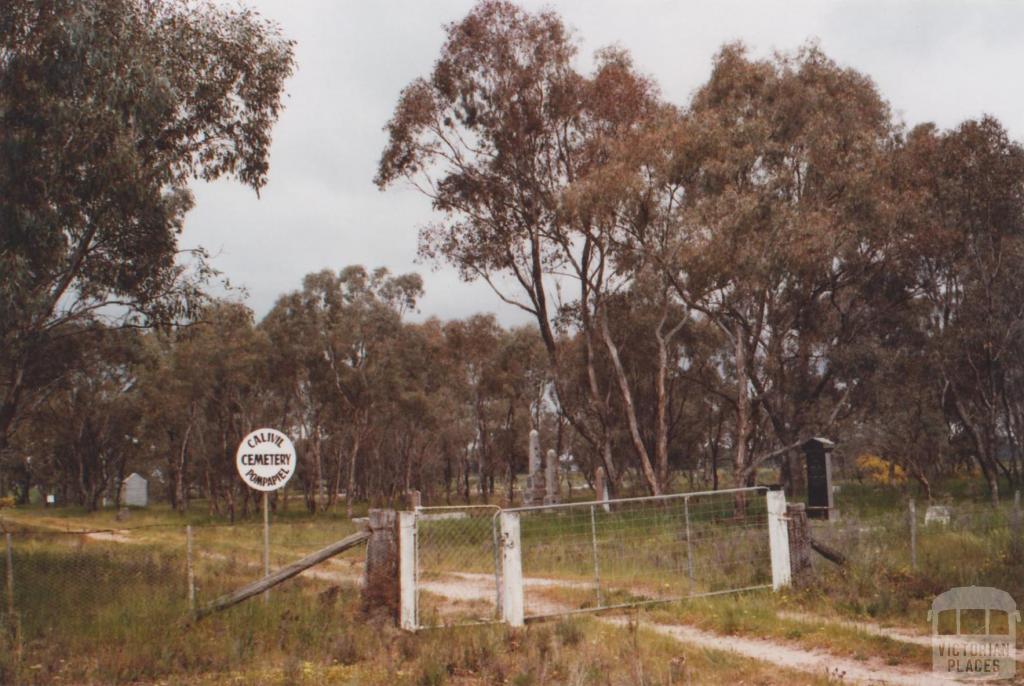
(236, 428), (296, 491)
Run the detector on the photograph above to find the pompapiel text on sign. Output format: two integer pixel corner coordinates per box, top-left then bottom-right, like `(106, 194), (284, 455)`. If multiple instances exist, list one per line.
(236, 428), (296, 492)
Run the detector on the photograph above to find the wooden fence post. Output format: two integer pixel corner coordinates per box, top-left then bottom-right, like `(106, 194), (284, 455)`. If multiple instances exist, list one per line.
(362, 509), (399, 621)
(5, 531), (19, 658)
(4, 534), (12, 617)
(186, 525), (196, 613)
(767, 490), (792, 590)
(786, 503), (812, 587)
(909, 499), (917, 571)
(1011, 491), (1022, 562)
(406, 490), (421, 510)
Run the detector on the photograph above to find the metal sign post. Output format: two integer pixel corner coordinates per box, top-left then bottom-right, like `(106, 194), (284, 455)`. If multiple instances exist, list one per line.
(263, 492), (270, 603)
(236, 428), (297, 606)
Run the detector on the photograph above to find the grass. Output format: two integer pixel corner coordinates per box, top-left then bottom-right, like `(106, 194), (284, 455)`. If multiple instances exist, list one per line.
(0, 547), (832, 685)
(0, 534), (364, 685)
(3, 476), (1023, 683)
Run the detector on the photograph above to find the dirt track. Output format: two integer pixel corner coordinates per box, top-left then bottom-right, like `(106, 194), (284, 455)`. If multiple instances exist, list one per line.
(417, 572), (963, 686)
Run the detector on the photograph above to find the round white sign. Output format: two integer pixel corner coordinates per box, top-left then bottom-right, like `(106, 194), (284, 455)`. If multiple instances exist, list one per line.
(236, 428), (296, 492)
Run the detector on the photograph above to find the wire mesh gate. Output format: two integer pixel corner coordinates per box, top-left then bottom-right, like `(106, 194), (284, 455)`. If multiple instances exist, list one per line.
(412, 505), (502, 629)
(407, 487), (777, 630)
(510, 486), (772, 620)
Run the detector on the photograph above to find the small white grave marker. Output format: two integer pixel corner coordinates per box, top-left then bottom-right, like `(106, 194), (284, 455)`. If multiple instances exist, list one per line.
(925, 505), (951, 526)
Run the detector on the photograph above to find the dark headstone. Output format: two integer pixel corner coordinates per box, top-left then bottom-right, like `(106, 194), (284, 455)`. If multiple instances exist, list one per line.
(803, 438), (835, 520)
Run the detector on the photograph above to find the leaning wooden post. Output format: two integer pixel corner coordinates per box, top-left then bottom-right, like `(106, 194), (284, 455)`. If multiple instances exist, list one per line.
(195, 531), (370, 620)
(398, 511), (417, 631)
(362, 509), (399, 620)
(767, 490), (791, 590)
(499, 511), (524, 627)
(786, 503), (812, 587)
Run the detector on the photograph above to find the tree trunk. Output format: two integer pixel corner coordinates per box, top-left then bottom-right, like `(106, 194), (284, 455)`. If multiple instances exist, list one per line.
(733, 323), (753, 514)
(600, 308), (661, 495)
(654, 316), (671, 488)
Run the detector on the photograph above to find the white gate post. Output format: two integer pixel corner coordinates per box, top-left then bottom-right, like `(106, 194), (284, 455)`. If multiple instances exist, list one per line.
(398, 511), (417, 631)
(767, 490), (792, 590)
(500, 511), (525, 627)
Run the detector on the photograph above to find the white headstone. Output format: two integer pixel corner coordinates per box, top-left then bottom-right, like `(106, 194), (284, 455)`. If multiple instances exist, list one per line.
(122, 473), (148, 508)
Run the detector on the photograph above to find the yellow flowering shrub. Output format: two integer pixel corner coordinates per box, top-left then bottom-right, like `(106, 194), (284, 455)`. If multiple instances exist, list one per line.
(855, 453), (907, 485)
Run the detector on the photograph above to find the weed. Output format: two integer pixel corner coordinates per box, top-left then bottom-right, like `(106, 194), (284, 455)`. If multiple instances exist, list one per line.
(554, 617), (584, 646)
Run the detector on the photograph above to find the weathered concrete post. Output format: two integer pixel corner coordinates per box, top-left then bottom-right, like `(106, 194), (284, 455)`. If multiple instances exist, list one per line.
(786, 503), (812, 587)
(544, 449), (559, 505)
(767, 490), (792, 590)
(499, 511), (524, 627)
(362, 509), (399, 620)
(398, 511), (417, 631)
(524, 430), (544, 505)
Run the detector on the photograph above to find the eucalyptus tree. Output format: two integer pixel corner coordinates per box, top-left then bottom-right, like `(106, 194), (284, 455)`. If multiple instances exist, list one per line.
(18, 329), (146, 510)
(376, 0), (668, 493)
(0, 0), (295, 462)
(663, 44), (904, 490)
(899, 118), (1024, 502)
(150, 302), (268, 518)
(263, 266), (423, 513)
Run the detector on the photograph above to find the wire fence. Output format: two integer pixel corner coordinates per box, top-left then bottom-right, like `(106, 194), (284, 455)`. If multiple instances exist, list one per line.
(508, 487), (772, 619)
(808, 493), (1024, 610)
(0, 518), (366, 682)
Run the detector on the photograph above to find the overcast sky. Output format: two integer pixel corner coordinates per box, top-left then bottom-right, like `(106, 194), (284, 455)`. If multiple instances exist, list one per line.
(181, 0), (1024, 326)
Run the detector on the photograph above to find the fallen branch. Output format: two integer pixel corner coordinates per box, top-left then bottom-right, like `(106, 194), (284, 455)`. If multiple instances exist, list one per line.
(809, 537), (847, 566)
(193, 529), (370, 621)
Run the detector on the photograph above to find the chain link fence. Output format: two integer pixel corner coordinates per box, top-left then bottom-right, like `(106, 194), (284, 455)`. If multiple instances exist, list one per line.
(413, 505), (501, 629)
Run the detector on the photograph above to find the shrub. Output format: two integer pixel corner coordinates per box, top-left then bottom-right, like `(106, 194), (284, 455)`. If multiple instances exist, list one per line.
(855, 454), (907, 486)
